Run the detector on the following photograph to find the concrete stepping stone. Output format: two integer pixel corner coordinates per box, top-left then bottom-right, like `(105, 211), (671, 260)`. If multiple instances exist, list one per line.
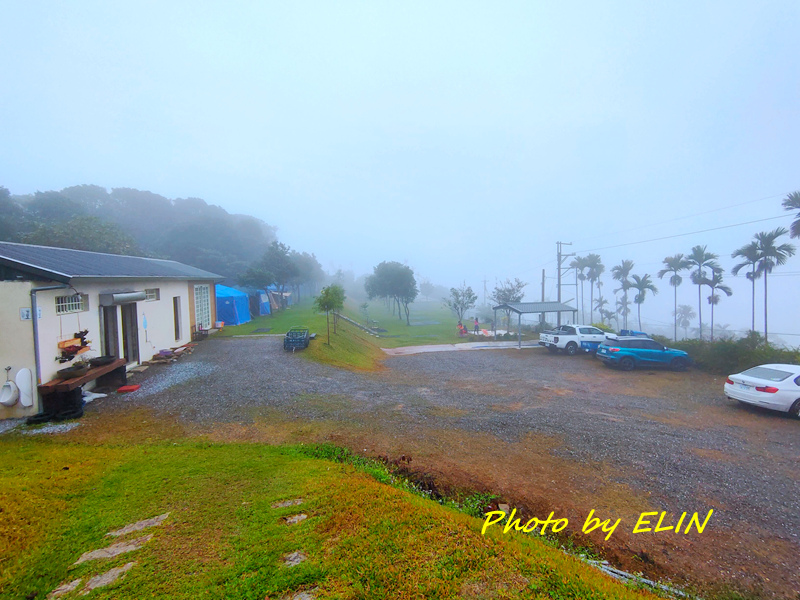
(74, 534), (152, 564)
(284, 513), (307, 525)
(283, 551), (307, 567)
(47, 578), (82, 598)
(272, 498), (303, 508)
(80, 562), (136, 594)
(107, 512), (169, 537)
(280, 588), (319, 600)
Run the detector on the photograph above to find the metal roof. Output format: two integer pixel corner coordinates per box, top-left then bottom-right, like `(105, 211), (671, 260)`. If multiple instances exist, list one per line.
(492, 301), (577, 314)
(0, 241), (222, 283)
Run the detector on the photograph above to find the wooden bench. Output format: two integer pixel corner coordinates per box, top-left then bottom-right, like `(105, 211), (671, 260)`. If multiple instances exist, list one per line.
(38, 358), (128, 394)
(29, 358), (128, 424)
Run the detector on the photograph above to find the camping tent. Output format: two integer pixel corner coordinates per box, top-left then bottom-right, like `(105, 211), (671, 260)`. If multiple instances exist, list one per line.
(215, 285), (252, 326)
(256, 289), (271, 315)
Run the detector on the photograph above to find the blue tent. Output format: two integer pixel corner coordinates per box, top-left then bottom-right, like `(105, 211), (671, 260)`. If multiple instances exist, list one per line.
(256, 289), (271, 315)
(215, 285), (252, 326)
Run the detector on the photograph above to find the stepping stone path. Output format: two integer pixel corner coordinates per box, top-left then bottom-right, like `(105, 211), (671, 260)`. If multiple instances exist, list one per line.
(74, 534), (152, 564)
(81, 562), (136, 594)
(106, 512), (169, 537)
(284, 513), (307, 525)
(48, 513), (169, 597)
(282, 551), (307, 567)
(280, 587), (319, 600)
(272, 498), (303, 508)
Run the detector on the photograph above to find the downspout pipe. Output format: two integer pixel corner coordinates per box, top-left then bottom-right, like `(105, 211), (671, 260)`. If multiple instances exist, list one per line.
(31, 284), (70, 385)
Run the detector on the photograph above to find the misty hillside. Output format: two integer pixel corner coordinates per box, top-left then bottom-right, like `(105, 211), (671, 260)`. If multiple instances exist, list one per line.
(0, 185), (276, 280)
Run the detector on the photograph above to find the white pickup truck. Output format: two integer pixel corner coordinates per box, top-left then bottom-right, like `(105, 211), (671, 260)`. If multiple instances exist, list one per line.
(538, 325), (607, 356)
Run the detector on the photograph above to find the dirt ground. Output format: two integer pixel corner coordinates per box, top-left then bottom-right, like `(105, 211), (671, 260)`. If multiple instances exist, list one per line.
(69, 337), (800, 599)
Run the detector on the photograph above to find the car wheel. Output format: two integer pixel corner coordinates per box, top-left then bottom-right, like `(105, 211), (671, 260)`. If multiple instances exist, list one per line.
(671, 357), (689, 372)
(619, 357), (635, 371)
(565, 342), (578, 356)
(790, 399), (800, 418)
(547, 345), (559, 354)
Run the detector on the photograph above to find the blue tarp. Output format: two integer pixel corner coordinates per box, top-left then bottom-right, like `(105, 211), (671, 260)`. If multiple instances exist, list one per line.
(215, 285), (252, 326)
(257, 289), (271, 315)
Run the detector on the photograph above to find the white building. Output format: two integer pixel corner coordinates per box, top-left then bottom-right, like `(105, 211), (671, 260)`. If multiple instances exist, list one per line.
(0, 242), (221, 420)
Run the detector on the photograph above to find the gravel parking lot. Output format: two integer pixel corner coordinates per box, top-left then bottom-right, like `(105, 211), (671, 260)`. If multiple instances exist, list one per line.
(109, 336), (800, 597)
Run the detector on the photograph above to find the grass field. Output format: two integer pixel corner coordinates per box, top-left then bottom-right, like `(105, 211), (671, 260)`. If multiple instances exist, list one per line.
(0, 431), (656, 600)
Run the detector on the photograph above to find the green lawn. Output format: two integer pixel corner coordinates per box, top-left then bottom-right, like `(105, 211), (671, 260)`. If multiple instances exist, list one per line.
(216, 298), (501, 348)
(0, 434), (656, 600)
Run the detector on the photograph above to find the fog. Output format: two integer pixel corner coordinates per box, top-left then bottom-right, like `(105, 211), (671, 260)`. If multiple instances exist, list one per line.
(2, 1), (798, 342)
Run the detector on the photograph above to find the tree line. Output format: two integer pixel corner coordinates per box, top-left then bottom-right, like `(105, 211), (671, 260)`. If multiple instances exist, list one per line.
(567, 191), (799, 343)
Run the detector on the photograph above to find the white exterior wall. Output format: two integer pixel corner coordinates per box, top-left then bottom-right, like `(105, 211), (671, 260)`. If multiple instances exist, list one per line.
(0, 278), (214, 420)
(0, 281), (37, 419)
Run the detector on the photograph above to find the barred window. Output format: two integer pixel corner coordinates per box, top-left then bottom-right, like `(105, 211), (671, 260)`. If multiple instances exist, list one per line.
(145, 288), (160, 301)
(55, 294), (89, 315)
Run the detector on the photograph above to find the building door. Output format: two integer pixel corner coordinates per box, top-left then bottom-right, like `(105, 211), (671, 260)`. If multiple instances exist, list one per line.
(120, 303), (140, 364)
(173, 296), (181, 341)
(194, 284), (211, 330)
(102, 306), (119, 358)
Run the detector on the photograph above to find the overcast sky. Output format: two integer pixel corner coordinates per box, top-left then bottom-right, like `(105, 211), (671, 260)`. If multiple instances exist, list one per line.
(2, 1), (798, 339)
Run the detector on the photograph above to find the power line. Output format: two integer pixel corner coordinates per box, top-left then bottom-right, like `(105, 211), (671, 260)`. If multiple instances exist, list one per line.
(578, 190), (794, 245)
(575, 215), (790, 254)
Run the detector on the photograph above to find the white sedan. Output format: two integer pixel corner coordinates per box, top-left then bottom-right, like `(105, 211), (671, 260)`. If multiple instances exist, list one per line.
(724, 364), (800, 416)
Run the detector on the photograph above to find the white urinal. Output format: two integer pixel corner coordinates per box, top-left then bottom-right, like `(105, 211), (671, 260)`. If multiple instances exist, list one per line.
(0, 380), (19, 407)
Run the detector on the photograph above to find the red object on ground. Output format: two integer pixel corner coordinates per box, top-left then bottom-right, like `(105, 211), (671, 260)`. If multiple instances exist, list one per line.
(117, 385), (141, 393)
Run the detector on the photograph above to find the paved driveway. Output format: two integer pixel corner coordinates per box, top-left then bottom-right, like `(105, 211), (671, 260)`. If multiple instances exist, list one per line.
(112, 336), (800, 598)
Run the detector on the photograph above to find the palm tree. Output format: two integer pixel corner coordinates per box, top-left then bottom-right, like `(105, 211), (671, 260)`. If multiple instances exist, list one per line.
(782, 191), (800, 239)
(685, 246), (720, 340)
(731, 241), (761, 333)
(705, 270), (732, 341)
(615, 295), (628, 331)
(657, 254), (691, 341)
(600, 308), (616, 327)
(570, 256), (588, 323)
(630, 274), (658, 331)
(611, 260), (634, 329)
(674, 304), (696, 339)
(754, 228), (796, 343)
(594, 296), (609, 323)
(584, 254), (604, 324)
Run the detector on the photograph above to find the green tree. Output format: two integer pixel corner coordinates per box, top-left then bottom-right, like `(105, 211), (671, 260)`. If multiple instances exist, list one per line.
(686, 245), (720, 339)
(674, 304), (696, 339)
(630, 274), (658, 331)
(569, 256), (588, 323)
(259, 242), (299, 308)
(22, 216), (141, 255)
(611, 260), (634, 330)
(782, 190), (800, 239)
(419, 279), (435, 301)
(657, 254), (691, 341)
(365, 261), (418, 325)
(754, 228), (796, 343)
(584, 254), (604, 324)
(731, 241), (761, 333)
(444, 282), (478, 322)
(704, 270), (732, 341)
(314, 284), (346, 344)
(490, 278), (527, 330)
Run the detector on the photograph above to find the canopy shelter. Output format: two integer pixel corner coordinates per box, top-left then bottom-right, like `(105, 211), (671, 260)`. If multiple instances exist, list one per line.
(215, 285), (252, 326)
(492, 301), (578, 348)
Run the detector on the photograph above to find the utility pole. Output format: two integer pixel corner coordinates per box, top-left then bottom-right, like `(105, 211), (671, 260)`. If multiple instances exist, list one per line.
(556, 241), (574, 326)
(540, 269), (545, 325)
(482, 278), (488, 306)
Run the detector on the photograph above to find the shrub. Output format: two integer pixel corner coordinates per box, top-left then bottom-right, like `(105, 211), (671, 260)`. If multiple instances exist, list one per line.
(663, 336), (800, 375)
(591, 322), (615, 333)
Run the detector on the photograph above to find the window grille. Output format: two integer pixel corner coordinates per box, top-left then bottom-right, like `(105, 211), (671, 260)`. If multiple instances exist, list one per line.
(55, 294), (88, 315)
(145, 288), (160, 301)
